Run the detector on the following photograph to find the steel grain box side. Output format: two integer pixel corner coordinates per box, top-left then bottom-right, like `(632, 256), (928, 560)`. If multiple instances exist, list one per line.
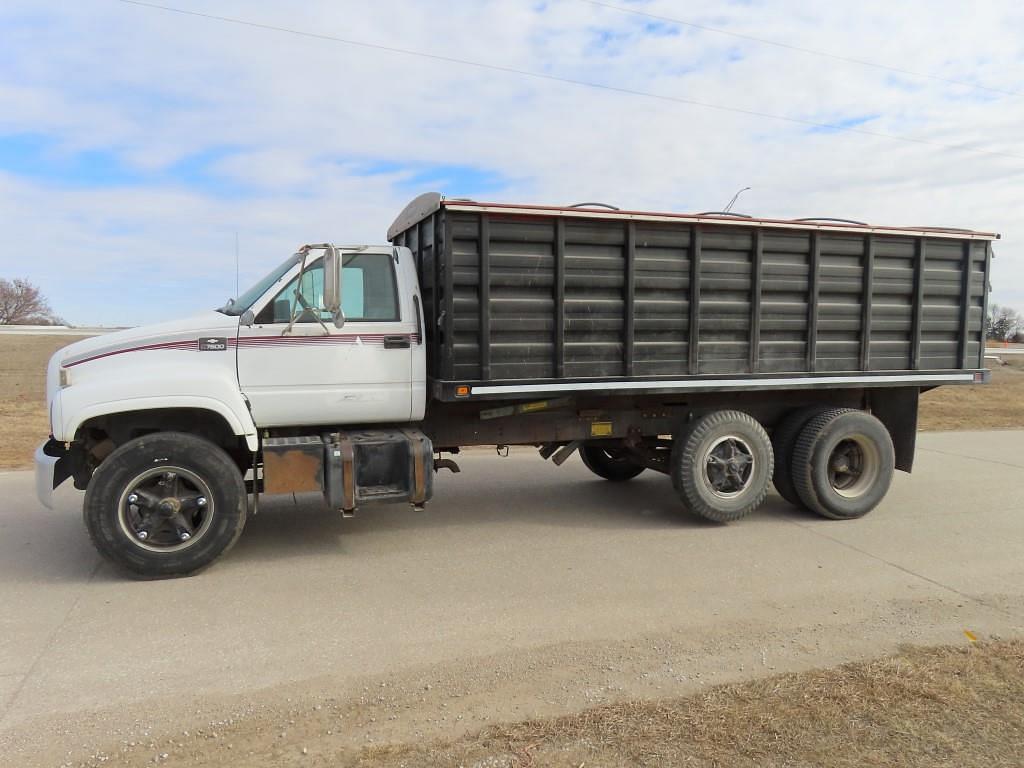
(390, 197), (993, 401)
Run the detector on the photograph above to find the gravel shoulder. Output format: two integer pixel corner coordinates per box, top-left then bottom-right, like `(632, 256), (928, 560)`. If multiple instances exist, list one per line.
(3, 600), (1021, 767)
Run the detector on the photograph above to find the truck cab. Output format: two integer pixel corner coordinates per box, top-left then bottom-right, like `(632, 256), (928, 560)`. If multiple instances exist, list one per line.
(36, 243), (432, 578)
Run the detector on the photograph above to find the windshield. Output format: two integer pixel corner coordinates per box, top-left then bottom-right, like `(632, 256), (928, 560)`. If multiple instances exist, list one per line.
(217, 252), (303, 316)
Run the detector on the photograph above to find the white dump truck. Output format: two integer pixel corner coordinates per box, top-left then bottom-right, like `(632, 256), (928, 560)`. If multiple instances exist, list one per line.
(36, 193), (996, 578)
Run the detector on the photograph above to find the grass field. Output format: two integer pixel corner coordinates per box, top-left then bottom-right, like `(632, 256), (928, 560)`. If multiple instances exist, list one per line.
(1, 335), (1022, 469)
(347, 640), (1022, 768)
(918, 357), (1024, 430)
(0, 335), (90, 468)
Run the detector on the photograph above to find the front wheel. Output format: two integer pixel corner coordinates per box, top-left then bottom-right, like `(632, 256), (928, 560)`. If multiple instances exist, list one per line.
(83, 432), (248, 578)
(671, 410), (773, 523)
(579, 445), (645, 482)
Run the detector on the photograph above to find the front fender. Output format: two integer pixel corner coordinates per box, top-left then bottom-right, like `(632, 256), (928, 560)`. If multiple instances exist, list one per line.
(57, 375), (258, 452)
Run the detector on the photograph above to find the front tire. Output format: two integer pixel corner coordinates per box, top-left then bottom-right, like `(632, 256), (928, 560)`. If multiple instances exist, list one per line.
(580, 445), (645, 482)
(84, 432), (247, 578)
(671, 410), (773, 523)
(791, 409), (895, 520)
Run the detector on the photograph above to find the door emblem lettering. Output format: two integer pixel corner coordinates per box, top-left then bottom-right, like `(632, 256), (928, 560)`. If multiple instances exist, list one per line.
(198, 337), (228, 351)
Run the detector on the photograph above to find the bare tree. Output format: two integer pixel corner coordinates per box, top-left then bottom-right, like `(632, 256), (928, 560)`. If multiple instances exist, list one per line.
(986, 304), (1021, 343)
(0, 278), (62, 325)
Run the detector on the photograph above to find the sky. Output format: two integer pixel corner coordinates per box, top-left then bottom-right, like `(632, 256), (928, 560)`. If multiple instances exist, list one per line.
(0, 0), (1022, 326)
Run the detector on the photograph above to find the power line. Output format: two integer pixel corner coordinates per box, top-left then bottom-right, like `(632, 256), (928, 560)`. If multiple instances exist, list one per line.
(116, 0), (1023, 161)
(580, 0), (1021, 98)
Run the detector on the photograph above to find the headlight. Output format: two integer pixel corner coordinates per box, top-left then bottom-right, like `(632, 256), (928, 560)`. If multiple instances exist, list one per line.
(59, 368), (71, 388)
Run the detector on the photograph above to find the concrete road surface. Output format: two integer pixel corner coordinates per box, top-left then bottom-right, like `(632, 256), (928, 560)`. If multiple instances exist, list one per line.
(1, 431), (1022, 766)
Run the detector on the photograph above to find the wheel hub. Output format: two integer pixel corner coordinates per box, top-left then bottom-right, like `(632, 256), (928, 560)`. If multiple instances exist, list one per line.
(158, 497), (182, 515)
(829, 442), (863, 490)
(827, 436), (881, 499)
(704, 436), (755, 498)
(117, 467), (214, 552)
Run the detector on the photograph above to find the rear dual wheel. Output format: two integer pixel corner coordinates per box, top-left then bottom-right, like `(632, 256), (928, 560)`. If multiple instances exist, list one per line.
(791, 409), (895, 520)
(770, 406), (824, 507)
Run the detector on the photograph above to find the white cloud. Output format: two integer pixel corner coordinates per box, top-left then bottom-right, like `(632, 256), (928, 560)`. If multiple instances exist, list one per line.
(0, 0), (1021, 324)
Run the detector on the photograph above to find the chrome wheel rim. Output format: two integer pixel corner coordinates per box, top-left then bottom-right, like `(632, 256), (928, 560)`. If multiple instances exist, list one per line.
(828, 435), (880, 499)
(117, 466), (214, 552)
(703, 435), (756, 498)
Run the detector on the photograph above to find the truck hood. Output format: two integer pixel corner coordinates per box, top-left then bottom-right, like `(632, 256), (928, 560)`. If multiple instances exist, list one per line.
(54, 311), (239, 369)
(45, 311), (240, 407)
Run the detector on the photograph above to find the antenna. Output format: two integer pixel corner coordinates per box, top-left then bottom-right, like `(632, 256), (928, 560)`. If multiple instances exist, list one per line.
(724, 187), (751, 213)
(234, 231), (240, 297)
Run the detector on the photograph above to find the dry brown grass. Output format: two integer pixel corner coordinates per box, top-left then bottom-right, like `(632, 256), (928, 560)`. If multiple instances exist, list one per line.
(350, 640), (1024, 768)
(918, 357), (1024, 431)
(0, 334), (90, 468)
(1, 337), (1021, 469)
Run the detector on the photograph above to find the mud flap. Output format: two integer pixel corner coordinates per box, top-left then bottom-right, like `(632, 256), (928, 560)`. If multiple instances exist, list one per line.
(868, 387), (918, 472)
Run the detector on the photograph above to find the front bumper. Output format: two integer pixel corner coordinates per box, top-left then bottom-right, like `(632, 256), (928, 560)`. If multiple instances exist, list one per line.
(35, 439), (71, 510)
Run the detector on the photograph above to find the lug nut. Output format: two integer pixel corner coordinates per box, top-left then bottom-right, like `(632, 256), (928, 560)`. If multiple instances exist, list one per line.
(179, 531), (191, 541)
(127, 493), (139, 504)
(137, 530), (148, 540)
(196, 497), (207, 507)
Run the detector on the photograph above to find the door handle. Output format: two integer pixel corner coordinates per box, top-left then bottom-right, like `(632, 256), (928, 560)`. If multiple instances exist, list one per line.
(384, 336), (411, 349)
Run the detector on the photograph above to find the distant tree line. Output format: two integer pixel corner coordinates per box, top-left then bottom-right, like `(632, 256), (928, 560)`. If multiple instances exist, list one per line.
(0, 278), (65, 325)
(986, 304), (1023, 344)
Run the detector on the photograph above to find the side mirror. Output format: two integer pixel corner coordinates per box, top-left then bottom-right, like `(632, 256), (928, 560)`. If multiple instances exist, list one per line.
(323, 246), (345, 328)
(323, 247), (340, 315)
(240, 309), (255, 327)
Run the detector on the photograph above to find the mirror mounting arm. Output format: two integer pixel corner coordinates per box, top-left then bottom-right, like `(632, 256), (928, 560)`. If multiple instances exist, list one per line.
(282, 243), (320, 337)
(275, 243), (345, 335)
(323, 245), (345, 329)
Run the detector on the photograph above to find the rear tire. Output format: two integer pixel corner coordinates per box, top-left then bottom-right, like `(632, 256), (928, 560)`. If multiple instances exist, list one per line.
(671, 410), (773, 523)
(84, 432), (247, 578)
(771, 406), (835, 507)
(791, 409), (894, 520)
(580, 445), (645, 482)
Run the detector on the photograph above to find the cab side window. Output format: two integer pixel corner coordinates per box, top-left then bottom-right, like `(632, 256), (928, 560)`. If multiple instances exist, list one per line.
(342, 252), (399, 321)
(256, 253), (399, 324)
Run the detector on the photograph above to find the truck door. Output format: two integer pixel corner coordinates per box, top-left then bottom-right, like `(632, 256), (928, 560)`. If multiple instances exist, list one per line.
(237, 250), (415, 427)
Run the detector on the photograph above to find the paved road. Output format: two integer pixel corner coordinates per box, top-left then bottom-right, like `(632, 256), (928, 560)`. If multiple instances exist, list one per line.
(1, 431), (1023, 765)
